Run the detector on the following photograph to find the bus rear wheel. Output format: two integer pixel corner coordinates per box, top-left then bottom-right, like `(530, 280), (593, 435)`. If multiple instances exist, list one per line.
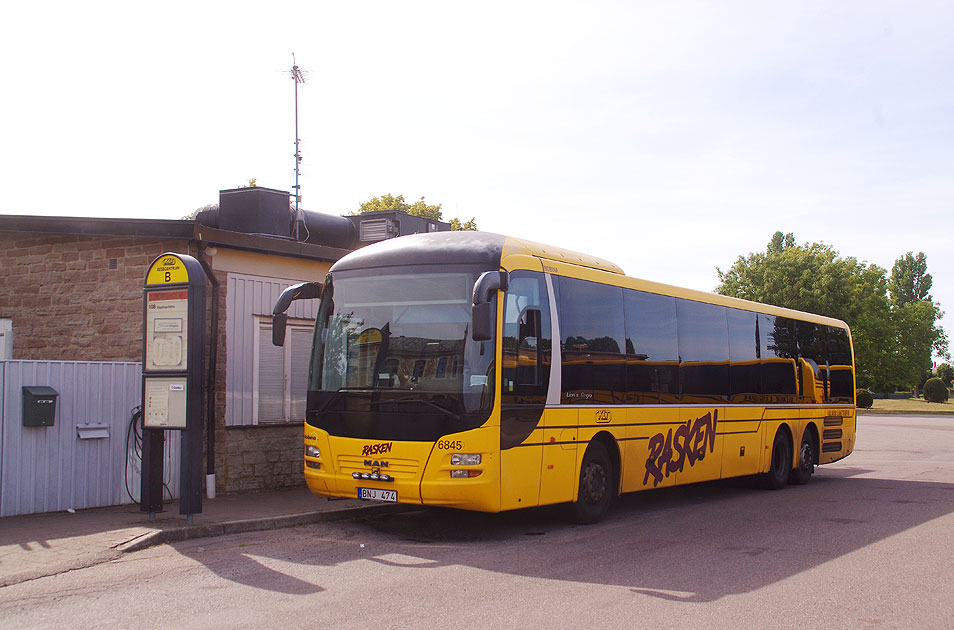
(762, 430), (792, 490)
(571, 441), (614, 524)
(789, 430), (815, 485)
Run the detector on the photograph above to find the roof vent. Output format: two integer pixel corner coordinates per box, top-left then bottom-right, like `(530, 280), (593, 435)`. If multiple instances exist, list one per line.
(359, 218), (400, 242)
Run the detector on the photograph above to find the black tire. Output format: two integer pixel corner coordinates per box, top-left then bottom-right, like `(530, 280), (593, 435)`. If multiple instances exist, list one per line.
(789, 429), (815, 485)
(571, 441), (614, 524)
(762, 430), (792, 490)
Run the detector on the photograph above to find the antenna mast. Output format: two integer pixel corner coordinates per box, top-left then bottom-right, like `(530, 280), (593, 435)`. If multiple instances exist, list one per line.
(291, 53), (306, 240)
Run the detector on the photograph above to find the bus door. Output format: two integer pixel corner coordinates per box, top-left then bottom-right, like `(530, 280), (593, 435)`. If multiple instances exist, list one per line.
(499, 270), (552, 510)
(538, 272), (577, 506)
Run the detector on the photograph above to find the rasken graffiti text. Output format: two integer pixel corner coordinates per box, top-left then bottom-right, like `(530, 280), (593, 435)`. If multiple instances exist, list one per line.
(643, 410), (718, 487)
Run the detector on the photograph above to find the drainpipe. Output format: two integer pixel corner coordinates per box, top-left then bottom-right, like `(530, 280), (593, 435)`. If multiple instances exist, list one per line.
(197, 246), (220, 499)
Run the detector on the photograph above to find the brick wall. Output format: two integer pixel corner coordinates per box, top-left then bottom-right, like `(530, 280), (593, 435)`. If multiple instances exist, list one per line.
(0, 233), (193, 361)
(2, 232), (309, 496)
(220, 425), (305, 492)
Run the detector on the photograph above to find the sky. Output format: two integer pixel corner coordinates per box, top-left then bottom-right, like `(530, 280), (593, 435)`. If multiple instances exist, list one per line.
(2, 1), (953, 343)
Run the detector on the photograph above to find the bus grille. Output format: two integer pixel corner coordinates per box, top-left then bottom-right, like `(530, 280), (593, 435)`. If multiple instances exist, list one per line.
(823, 428), (843, 440)
(336, 454), (420, 479)
(822, 441), (843, 453)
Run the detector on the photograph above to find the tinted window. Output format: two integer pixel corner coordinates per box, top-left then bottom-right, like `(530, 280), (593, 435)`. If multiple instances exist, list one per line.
(827, 326), (854, 402)
(624, 290), (678, 403)
(677, 299), (729, 400)
(559, 277), (626, 404)
(796, 321), (824, 362)
(727, 308), (759, 400)
(828, 326), (852, 366)
(502, 271), (551, 403)
(760, 313), (797, 398)
(767, 316), (799, 359)
(794, 320), (824, 401)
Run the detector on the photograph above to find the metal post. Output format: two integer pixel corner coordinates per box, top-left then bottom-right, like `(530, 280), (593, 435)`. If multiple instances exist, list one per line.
(291, 53), (305, 241)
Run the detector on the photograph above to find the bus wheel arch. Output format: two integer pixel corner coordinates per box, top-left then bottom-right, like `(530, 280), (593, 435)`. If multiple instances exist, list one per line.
(806, 422), (820, 465)
(571, 434), (619, 524)
(763, 424), (793, 490)
(789, 423), (819, 485)
(592, 431), (621, 496)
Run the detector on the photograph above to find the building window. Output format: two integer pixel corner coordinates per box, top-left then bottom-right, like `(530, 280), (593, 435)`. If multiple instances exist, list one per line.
(255, 317), (313, 423)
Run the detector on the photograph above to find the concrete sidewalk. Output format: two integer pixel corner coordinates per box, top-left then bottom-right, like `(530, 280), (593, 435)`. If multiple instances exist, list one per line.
(0, 486), (400, 588)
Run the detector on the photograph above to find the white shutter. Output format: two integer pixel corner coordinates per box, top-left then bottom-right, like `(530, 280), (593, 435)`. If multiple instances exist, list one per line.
(258, 326), (285, 421)
(289, 327), (312, 420)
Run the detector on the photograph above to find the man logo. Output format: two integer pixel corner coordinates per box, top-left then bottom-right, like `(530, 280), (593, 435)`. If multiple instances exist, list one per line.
(595, 409), (612, 423)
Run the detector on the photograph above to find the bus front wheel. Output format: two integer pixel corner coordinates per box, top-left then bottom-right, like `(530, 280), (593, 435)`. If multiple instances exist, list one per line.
(571, 441), (614, 524)
(762, 430), (792, 490)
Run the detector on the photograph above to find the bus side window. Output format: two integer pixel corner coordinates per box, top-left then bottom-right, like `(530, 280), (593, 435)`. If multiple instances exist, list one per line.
(502, 272), (551, 401)
(559, 277), (626, 404)
(517, 308), (541, 386)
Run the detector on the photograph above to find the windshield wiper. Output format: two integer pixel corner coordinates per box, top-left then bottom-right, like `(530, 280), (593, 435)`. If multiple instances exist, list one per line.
(370, 398), (462, 422)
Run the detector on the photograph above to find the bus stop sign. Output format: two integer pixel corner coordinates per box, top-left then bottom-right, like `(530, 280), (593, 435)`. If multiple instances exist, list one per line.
(141, 253), (207, 518)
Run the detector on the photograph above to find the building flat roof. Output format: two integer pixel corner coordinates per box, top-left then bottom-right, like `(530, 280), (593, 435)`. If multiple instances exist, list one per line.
(0, 214), (350, 262)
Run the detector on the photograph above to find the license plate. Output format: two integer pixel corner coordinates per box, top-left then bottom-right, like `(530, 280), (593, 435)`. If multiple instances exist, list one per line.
(358, 488), (397, 502)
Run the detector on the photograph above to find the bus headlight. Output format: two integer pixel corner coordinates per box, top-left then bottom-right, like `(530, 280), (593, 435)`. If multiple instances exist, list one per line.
(306, 445), (320, 458)
(450, 470), (483, 478)
(451, 453), (481, 465)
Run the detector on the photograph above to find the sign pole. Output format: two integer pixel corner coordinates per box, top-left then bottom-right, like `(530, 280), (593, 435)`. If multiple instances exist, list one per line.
(141, 253), (208, 521)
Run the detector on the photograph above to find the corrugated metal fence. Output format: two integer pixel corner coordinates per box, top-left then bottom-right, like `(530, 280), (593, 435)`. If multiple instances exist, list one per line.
(0, 360), (180, 517)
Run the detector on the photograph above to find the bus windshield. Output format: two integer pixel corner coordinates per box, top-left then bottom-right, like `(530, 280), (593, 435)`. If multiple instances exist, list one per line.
(307, 265), (496, 441)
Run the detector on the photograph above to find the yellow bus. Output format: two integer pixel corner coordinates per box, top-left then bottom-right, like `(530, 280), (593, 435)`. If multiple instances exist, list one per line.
(272, 231), (856, 522)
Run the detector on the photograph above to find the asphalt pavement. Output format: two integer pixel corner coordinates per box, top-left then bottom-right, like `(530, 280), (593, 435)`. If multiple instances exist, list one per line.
(1, 412), (947, 591)
(0, 485), (402, 588)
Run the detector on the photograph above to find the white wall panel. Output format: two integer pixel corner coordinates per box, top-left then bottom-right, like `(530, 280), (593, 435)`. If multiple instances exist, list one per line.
(225, 273), (319, 426)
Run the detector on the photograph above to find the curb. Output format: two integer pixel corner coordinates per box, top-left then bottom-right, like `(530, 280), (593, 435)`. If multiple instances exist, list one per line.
(117, 502), (412, 553)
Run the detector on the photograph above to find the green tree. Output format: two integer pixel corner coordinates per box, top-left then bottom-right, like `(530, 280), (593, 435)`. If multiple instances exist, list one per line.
(715, 231), (890, 331)
(889, 251), (932, 306)
(766, 231), (795, 255)
(893, 299), (948, 390)
(714, 232), (946, 393)
(936, 363), (954, 387)
(449, 217), (478, 231)
(888, 251), (948, 386)
(353, 194), (477, 231)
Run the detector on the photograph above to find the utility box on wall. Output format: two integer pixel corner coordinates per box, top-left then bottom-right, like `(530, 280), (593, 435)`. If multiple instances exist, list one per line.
(22, 386), (59, 427)
(0, 319), (12, 359)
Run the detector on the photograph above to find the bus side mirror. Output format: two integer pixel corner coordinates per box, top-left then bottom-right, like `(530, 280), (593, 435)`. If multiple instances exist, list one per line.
(272, 281), (323, 347)
(472, 302), (493, 341)
(471, 271), (509, 341)
(272, 313), (288, 346)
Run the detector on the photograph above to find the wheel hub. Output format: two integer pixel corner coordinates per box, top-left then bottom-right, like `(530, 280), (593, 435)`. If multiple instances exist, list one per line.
(582, 463), (607, 504)
(800, 442), (814, 472)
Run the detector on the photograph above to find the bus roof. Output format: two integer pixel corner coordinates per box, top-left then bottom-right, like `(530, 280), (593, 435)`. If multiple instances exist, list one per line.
(330, 231), (849, 330)
(332, 231), (623, 274)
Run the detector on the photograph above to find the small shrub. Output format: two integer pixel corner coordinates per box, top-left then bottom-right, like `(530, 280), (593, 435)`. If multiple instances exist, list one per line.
(855, 389), (873, 409)
(923, 378), (949, 403)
